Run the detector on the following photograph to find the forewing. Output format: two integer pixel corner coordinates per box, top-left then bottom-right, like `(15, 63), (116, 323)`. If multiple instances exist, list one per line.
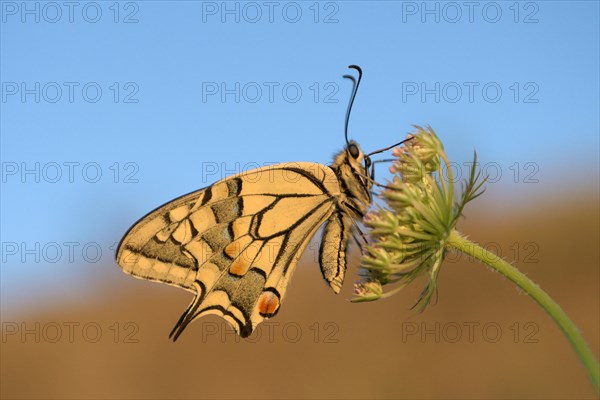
(116, 162), (341, 338)
(116, 178), (241, 293)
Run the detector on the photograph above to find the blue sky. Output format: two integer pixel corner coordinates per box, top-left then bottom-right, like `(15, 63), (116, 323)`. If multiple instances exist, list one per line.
(1, 1), (598, 312)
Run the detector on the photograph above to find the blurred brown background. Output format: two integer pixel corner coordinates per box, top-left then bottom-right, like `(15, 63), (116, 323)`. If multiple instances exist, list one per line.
(2, 192), (598, 399)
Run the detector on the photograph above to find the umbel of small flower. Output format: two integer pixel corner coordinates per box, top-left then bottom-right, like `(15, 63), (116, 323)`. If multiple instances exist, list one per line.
(353, 126), (486, 310)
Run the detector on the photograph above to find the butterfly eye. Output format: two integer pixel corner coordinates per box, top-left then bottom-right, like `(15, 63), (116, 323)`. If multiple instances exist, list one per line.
(348, 144), (360, 159)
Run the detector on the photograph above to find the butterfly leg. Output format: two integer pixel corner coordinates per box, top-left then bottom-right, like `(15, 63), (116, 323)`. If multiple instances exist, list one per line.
(353, 223), (368, 247)
(339, 201), (369, 252)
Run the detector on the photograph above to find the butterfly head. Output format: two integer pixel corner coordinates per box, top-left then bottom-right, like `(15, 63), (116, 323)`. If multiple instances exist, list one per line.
(331, 140), (370, 173)
(346, 140), (374, 180)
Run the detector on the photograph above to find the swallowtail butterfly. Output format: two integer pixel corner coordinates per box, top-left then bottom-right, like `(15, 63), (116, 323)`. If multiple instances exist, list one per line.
(116, 65), (408, 340)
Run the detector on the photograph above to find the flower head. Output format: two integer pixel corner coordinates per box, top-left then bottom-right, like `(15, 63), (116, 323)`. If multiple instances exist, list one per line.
(353, 126), (486, 310)
(353, 280), (383, 302)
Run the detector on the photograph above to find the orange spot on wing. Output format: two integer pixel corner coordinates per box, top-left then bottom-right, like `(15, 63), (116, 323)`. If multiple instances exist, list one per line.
(258, 291), (280, 316)
(230, 257), (251, 276)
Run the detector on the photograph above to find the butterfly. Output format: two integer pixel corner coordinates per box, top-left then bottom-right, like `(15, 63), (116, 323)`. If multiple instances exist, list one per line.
(116, 65), (408, 340)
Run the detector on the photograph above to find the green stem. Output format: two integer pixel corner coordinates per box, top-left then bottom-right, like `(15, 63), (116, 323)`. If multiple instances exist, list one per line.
(447, 229), (600, 393)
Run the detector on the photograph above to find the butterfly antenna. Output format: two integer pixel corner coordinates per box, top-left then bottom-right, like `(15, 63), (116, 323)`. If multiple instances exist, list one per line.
(373, 158), (396, 164)
(343, 65), (363, 146)
(366, 136), (415, 158)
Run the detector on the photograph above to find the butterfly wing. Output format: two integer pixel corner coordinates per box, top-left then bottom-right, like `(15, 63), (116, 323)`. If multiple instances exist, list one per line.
(116, 162), (342, 338)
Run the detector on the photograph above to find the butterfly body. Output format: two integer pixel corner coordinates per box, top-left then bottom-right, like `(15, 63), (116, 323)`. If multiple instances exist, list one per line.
(116, 143), (372, 339)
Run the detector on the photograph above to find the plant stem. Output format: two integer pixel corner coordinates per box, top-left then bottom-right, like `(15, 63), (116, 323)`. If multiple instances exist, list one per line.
(447, 229), (600, 393)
